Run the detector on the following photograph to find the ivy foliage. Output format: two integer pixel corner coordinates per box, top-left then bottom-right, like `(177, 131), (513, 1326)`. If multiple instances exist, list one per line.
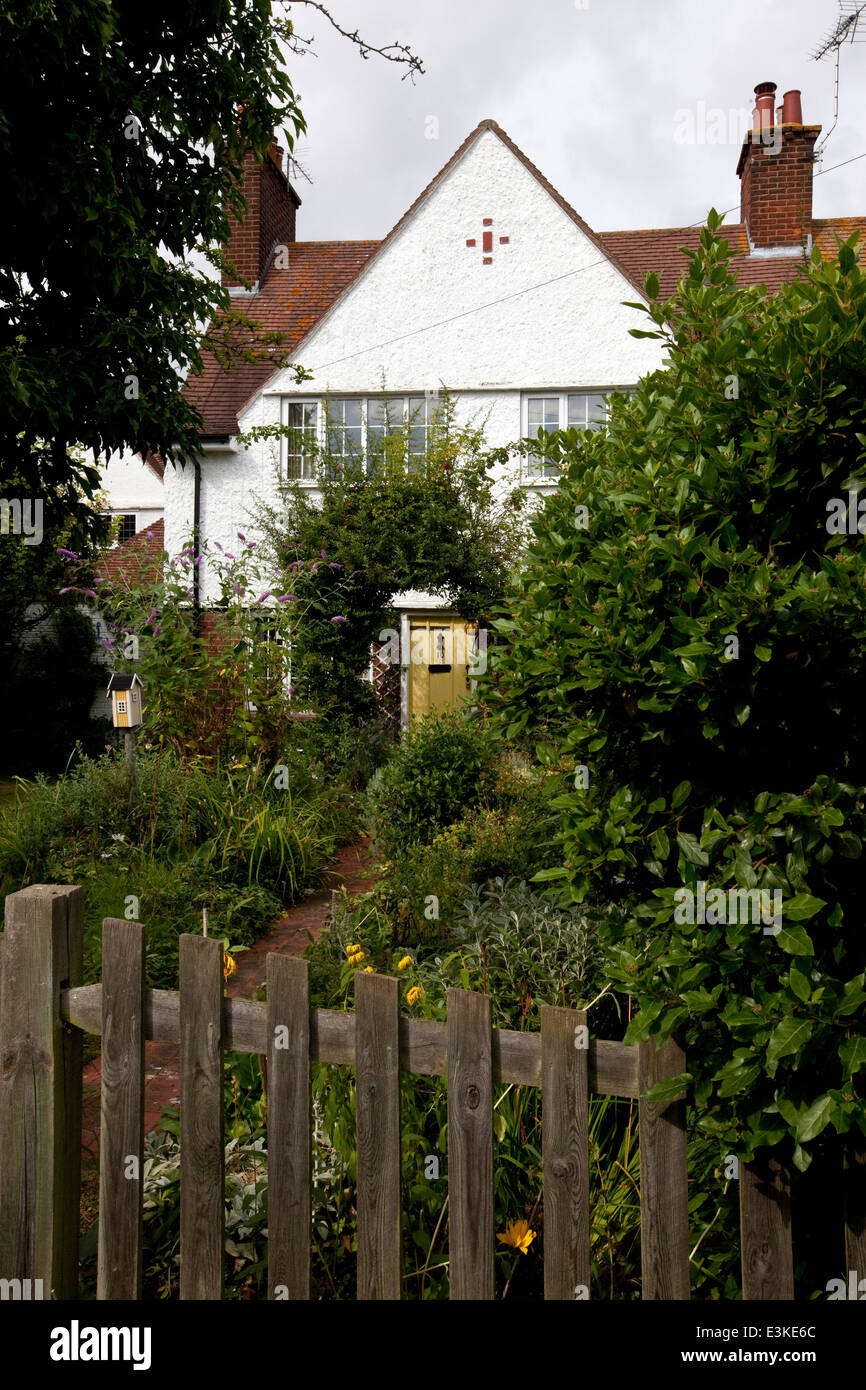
(484, 215), (866, 1166)
(256, 398), (528, 721)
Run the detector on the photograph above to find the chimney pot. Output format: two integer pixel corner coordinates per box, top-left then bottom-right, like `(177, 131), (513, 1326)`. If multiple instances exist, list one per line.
(753, 80), (777, 129)
(782, 89), (803, 125)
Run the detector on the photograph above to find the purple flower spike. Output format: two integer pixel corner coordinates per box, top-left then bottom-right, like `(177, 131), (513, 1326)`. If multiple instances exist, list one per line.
(276, 593), (296, 602)
(215, 541), (223, 552)
(58, 586), (72, 595)
(194, 555), (202, 565)
(225, 552), (235, 560)
(82, 589), (97, 599)
(330, 615), (347, 623)
(257, 590), (272, 603)
(329, 562), (343, 569)
(57, 548), (78, 559)
(237, 532), (246, 542)
(288, 683), (298, 695)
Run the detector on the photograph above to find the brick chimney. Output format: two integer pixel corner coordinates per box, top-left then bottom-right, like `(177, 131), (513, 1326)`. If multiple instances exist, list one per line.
(736, 83), (821, 253)
(222, 139), (301, 290)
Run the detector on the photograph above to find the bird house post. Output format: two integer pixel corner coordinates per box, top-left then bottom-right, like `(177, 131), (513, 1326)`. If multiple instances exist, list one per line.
(106, 672), (144, 800)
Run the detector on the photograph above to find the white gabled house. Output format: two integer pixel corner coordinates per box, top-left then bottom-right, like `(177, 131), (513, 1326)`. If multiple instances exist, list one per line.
(160, 81), (862, 723)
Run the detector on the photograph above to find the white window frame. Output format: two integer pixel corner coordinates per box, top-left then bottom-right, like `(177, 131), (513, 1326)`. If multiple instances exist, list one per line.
(521, 389), (633, 482)
(280, 394), (441, 483)
(281, 399), (320, 482)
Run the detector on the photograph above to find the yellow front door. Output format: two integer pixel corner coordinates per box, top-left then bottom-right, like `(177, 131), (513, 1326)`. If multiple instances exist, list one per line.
(408, 618), (475, 720)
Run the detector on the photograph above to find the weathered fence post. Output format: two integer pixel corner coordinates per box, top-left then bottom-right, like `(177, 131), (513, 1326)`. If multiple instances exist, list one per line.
(542, 1005), (590, 1300)
(638, 1034), (690, 1299)
(179, 933), (224, 1300)
(447, 987), (494, 1300)
(98, 918), (146, 1299)
(0, 884), (83, 1299)
(740, 1155), (794, 1299)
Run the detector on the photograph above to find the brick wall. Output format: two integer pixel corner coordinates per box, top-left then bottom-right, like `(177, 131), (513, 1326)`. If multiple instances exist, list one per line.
(738, 124), (820, 250)
(222, 142), (299, 289)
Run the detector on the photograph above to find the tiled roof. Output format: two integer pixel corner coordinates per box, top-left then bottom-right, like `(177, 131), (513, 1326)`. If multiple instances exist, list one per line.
(141, 450), (165, 481)
(96, 518), (164, 586)
(185, 119), (865, 436)
(599, 217), (866, 300)
(183, 241), (379, 436)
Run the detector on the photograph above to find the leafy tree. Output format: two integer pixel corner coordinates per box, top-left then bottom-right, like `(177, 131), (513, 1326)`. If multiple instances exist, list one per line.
(0, 1), (421, 495)
(484, 217), (866, 1169)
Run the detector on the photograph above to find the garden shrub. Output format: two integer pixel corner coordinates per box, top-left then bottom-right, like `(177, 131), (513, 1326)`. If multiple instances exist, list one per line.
(76, 857), (281, 989)
(0, 746), (360, 986)
(0, 748), (214, 891)
(484, 220), (866, 1171)
(365, 707), (498, 858)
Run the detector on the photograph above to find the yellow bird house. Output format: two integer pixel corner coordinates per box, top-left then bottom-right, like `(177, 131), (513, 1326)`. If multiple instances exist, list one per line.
(107, 672), (144, 729)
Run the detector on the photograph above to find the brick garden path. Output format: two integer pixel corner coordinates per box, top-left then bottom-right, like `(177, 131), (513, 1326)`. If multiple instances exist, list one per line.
(80, 838), (376, 1172)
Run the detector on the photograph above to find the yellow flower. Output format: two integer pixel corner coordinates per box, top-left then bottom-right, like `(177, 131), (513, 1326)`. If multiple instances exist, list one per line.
(346, 943), (362, 956)
(363, 966), (374, 973)
(348, 949), (365, 966)
(223, 951), (236, 981)
(397, 955), (413, 971)
(497, 1219), (536, 1255)
(406, 986), (423, 1007)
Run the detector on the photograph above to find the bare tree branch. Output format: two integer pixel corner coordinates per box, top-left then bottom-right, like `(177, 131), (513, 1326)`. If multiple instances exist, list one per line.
(276, 1), (425, 80)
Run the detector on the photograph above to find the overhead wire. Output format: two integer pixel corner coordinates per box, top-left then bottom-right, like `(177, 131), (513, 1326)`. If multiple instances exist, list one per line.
(307, 148), (866, 374)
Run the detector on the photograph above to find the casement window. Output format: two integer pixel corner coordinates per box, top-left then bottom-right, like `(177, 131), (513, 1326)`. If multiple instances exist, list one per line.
(406, 395), (436, 461)
(366, 397), (406, 472)
(523, 390), (630, 479)
(117, 514), (137, 544)
(283, 400), (319, 480)
(325, 399), (364, 462)
(248, 618), (293, 709)
(282, 395), (440, 481)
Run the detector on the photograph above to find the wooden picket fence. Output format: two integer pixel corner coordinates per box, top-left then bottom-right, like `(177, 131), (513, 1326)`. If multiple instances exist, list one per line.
(0, 885), (863, 1300)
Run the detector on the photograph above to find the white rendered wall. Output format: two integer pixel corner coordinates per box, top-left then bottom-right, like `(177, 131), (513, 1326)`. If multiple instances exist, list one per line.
(99, 450), (164, 532)
(166, 126), (667, 605)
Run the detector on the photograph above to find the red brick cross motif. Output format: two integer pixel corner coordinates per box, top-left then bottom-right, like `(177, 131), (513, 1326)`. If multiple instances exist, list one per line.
(465, 217), (510, 265)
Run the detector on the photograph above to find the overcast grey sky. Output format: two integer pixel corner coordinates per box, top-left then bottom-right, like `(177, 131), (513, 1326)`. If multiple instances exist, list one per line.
(281, 0), (866, 242)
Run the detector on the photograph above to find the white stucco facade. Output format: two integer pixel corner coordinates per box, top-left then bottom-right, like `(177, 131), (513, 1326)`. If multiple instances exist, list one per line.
(99, 449), (164, 537)
(165, 124), (667, 604)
